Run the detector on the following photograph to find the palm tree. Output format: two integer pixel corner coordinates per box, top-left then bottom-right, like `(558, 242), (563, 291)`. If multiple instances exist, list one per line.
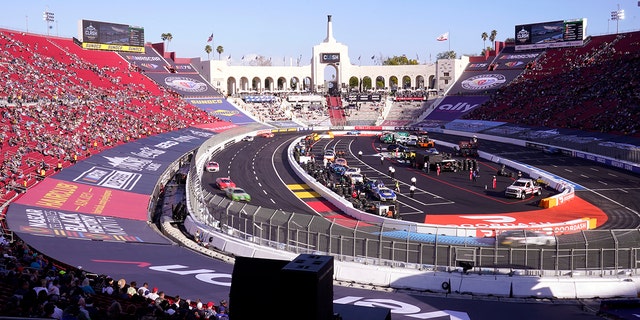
(161, 32), (173, 51)
(481, 32), (488, 52)
(216, 45), (224, 60)
(205, 45), (212, 60)
(489, 30), (497, 50)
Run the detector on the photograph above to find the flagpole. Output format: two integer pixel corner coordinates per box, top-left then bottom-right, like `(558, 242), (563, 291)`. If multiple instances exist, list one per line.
(448, 30), (451, 51)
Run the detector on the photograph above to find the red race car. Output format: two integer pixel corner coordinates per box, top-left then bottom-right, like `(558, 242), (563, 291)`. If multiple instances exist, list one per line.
(215, 177), (236, 190)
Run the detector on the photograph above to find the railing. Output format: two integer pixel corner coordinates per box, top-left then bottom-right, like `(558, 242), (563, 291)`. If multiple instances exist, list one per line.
(187, 169), (640, 276)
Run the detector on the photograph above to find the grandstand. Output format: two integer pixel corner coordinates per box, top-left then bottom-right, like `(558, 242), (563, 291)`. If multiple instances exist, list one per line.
(463, 32), (640, 137)
(1, 25), (640, 319)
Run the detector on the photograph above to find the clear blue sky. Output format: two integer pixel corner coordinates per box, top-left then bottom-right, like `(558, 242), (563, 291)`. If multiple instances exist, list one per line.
(1, 0), (638, 65)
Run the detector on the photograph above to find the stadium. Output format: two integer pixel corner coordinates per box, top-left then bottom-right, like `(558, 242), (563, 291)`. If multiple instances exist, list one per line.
(0, 11), (639, 320)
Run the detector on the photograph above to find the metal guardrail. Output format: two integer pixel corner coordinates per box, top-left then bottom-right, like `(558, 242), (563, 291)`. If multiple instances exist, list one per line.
(185, 128), (640, 276)
(187, 164), (640, 276)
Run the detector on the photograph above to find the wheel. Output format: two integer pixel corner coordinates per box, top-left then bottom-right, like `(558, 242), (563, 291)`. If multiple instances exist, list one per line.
(519, 192), (525, 199)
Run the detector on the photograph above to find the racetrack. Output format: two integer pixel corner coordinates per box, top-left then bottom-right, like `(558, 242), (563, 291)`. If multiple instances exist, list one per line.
(205, 131), (639, 233)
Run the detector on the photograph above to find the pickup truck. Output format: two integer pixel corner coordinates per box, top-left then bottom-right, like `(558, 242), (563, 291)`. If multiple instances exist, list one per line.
(505, 178), (542, 199)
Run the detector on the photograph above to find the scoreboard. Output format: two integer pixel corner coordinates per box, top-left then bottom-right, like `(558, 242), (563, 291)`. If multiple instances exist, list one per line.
(515, 18), (587, 51)
(78, 19), (145, 53)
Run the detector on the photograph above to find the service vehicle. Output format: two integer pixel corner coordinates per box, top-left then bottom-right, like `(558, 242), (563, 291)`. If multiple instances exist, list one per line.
(457, 136), (479, 157)
(241, 135), (254, 142)
(437, 159), (460, 172)
(497, 230), (556, 246)
(504, 178), (542, 199)
(363, 201), (398, 218)
(417, 135), (435, 148)
(215, 177), (236, 190)
(412, 152), (444, 170)
(225, 187), (251, 202)
(205, 161), (219, 172)
(406, 135), (419, 146)
(379, 131), (410, 144)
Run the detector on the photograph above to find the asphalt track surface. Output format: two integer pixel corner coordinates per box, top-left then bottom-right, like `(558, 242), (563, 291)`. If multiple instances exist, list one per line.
(194, 131), (639, 319)
(13, 131), (638, 320)
(204, 132), (640, 234)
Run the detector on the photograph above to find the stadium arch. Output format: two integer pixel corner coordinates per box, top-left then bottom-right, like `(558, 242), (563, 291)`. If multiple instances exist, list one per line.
(193, 15), (437, 96)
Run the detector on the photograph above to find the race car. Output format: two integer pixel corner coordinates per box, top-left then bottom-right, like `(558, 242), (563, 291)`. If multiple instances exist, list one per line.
(335, 158), (348, 167)
(205, 161), (219, 172)
(324, 150), (336, 162)
(215, 177), (236, 190)
(259, 132), (275, 138)
(343, 167), (361, 177)
(241, 135), (254, 142)
(346, 173), (364, 184)
(225, 187), (251, 202)
(329, 163), (348, 175)
(497, 230), (556, 247)
(373, 187), (397, 202)
(364, 181), (397, 202)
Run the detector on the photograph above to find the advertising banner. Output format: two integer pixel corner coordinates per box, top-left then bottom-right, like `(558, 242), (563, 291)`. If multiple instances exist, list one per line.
(186, 98), (255, 124)
(6, 203), (171, 243)
(13, 178), (150, 220)
(447, 69), (523, 95)
(145, 73), (223, 97)
(423, 96), (489, 121)
(120, 49), (168, 73)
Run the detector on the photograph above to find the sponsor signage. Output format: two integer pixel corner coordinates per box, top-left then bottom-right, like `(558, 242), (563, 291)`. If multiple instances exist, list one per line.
(347, 94), (382, 102)
(185, 98), (255, 124)
(121, 50), (166, 72)
(575, 151), (640, 174)
(79, 19), (145, 51)
(321, 53), (340, 63)
(14, 179), (150, 220)
(447, 70), (522, 95)
(6, 204), (171, 243)
(81, 42), (144, 53)
(515, 18), (586, 51)
(424, 96), (489, 121)
(145, 73), (222, 97)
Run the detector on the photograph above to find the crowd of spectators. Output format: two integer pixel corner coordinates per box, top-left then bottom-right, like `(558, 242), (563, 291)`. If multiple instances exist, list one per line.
(0, 30), (223, 199)
(0, 236), (229, 319)
(463, 32), (640, 137)
(0, 29), (234, 318)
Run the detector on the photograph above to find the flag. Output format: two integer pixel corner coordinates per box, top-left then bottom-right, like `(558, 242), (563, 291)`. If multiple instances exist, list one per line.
(207, 33), (213, 42)
(436, 32), (449, 41)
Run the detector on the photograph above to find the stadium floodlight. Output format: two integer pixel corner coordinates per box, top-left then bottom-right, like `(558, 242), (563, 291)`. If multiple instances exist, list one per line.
(610, 6), (625, 34)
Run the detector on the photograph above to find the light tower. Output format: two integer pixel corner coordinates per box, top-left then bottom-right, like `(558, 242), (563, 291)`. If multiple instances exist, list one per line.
(43, 10), (54, 35)
(610, 4), (625, 34)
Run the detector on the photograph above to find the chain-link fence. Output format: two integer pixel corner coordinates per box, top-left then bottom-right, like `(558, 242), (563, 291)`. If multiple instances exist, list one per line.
(187, 159), (640, 276)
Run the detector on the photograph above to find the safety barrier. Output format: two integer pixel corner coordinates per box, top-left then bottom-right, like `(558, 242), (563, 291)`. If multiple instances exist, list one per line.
(181, 125), (640, 299)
